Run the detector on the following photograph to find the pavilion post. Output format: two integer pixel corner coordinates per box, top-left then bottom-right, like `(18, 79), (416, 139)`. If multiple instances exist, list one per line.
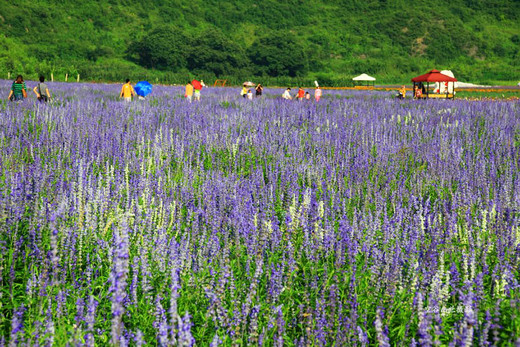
(453, 82), (455, 99)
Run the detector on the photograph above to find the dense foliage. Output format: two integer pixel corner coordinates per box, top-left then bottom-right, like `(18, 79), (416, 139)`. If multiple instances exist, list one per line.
(0, 0), (519, 84)
(0, 82), (519, 345)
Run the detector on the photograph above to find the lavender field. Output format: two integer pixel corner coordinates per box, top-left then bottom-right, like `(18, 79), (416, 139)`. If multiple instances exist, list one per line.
(1, 80), (519, 346)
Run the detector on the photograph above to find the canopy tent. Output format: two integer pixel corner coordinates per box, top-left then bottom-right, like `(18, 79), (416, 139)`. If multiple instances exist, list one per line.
(435, 70), (459, 94)
(411, 69), (457, 99)
(352, 73), (376, 87)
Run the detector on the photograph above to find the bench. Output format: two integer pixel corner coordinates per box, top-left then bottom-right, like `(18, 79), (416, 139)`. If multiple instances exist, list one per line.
(427, 93), (454, 99)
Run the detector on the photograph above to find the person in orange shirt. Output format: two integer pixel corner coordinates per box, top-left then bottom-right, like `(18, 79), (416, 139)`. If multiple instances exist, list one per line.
(120, 79), (135, 102)
(185, 81), (194, 103)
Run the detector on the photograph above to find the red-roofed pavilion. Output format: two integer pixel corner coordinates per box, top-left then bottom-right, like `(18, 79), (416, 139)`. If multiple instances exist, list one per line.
(411, 69), (458, 99)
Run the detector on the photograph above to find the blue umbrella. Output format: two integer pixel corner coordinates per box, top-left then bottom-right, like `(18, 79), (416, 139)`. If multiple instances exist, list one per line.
(135, 81), (152, 97)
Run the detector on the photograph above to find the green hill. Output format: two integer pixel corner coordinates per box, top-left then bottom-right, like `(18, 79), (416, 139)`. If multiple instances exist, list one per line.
(1, 0), (519, 85)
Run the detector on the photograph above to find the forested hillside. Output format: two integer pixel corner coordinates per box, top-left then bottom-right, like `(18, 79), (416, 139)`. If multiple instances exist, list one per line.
(1, 0), (519, 84)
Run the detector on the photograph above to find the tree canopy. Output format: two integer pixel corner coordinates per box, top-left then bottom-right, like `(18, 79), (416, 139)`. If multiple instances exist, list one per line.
(130, 27), (189, 71)
(249, 32), (309, 77)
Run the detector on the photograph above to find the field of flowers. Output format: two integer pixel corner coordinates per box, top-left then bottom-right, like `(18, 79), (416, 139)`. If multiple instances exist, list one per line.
(0, 80), (519, 346)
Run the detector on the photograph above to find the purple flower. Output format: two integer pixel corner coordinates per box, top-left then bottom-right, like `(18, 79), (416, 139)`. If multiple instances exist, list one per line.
(9, 305), (26, 345)
(178, 312), (195, 346)
(109, 221), (130, 345)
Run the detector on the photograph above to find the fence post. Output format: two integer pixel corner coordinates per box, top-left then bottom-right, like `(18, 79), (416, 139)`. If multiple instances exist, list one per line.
(51, 73), (54, 82)
(77, 74), (80, 82)
(65, 73), (68, 82)
(8, 72), (11, 79)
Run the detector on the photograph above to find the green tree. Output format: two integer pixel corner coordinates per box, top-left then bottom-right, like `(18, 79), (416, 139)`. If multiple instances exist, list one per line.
(248, 31), (308, 77)
(187, 28), (248, 76)
(130, 27), (189, 71)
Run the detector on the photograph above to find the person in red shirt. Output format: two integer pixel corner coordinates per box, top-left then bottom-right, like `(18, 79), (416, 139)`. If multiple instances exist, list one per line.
(297, 87), (305, 101)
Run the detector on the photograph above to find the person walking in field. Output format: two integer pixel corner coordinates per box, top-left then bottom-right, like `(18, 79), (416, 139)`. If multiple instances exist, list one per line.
(185, 81), (194, 102)
(194, 88), (201, 101)
(191, 80), (203, 102)
(7, 75), (27, 102)
(120, 79), (135, 102)
(397, 85), (406, 99)
(297, 87), (305, 101)
(33, 76), (51, 102)
(314, 86), (322, 102)
(241, 84), (248, 98)
(255, 84), (263, 97)
(282, 88), (292, 100)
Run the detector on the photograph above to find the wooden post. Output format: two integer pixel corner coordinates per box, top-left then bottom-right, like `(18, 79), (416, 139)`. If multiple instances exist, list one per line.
(77, 74), (80, 82)
(7, 72), (11, 79)
(51, 73), (54, 82)
(65, 73), (68, 82)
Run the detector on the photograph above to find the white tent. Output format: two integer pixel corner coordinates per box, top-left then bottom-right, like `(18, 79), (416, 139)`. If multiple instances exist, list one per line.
(352, 73), (376, 87)
(352, 73), (376, 81)
(434, 70), (459, 94)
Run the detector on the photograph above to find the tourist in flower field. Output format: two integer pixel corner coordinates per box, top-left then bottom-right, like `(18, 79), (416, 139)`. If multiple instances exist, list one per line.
(282, 87), (292, 100)
(120, 78), (135, 102)
(33, 75), (51, 102)
(314, 86), (322, 102)
(192, 79), (203, 101)
(7, 75), (27, 101)
(255, 84), (263, 97)
(247, 89), (253, 100)
(241, 84), (248, 98)
(397, 85), (406, 99)
(185, 81), (194, 102)
(414, 85), (423, 99)
(297, 87), (305, 101)
(305, 91), (311, 100)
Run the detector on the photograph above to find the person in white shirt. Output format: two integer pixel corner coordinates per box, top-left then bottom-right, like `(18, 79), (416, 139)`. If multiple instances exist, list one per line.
(282, 88), (292, 100)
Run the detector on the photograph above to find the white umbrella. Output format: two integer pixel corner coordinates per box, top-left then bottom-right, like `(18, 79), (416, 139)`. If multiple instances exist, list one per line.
(243, 81), (256, 87)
